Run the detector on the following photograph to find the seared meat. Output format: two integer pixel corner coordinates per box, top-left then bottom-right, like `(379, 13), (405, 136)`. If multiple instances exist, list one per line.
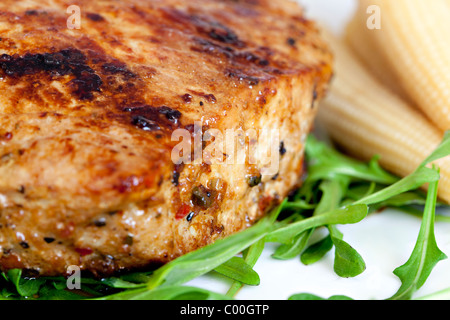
(0, 0), (332, 276)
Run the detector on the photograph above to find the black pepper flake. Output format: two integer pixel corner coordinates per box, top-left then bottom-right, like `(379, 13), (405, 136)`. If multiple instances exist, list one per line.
(44, 237), (55, 243)
(172, 171), (181, 186)
(94, 218), (107, 227)
(186, 211), (195, 222)
(279, 141), (287, 156)
(124, 234), (134, 246)
(172, 163), (184, 186)
(19, 241), (29, 249)
(287, 37), (296, 46)
(311, 87), (318, 109)
(18, 185), (25, 194)
(199, 101), (204, 106)
(247, 174), (262, 187)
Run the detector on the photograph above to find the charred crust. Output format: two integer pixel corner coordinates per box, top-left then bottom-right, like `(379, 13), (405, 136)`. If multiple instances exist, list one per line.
(207, 23), (245, 48)
(122, 105), (182, 132)
(225, 68), (261, 86)
(25, 10), (39, 16)
(158, 106), (182, 124)
(131, 115), (161, 132)
(172, 163), (185, 186)
(0, 48), (102, 100)
(187, 90), (217, 104)
(86, 13), (105, 22)
(101, 61), (136, 79)
(181, 93), (193, 103)
(162, 8), (246, 49)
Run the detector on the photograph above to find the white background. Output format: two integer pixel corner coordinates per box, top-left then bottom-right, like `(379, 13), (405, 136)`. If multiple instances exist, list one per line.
(188, 0), (450, 300)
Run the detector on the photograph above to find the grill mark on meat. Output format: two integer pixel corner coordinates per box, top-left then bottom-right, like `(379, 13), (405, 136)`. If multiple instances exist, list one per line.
(161, 8), (246, 48)
(0, 49), (102, 100)
(191, 38), (273, 69)
(155, 8), (292, 85)
(187, 90), (217, 104)
(101, 61), (137, 79)
(86, 12), (105, 22)
(119, 105), (183, 133)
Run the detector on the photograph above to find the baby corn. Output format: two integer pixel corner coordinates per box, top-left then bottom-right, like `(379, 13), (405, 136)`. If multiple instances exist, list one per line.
(352, 0), (450, 131)
(317, 31), (450, 204)
(345, 6), (409, 102)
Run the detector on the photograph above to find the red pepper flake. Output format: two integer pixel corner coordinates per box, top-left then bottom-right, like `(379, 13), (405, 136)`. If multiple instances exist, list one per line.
(4, 132), (13, 141)
(75, 247), (93, 256)
(176, 204), (192, 220)
(59, 222), (75, 238)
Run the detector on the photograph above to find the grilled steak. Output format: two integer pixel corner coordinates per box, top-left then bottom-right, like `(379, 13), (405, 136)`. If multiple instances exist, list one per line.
(0, 0), (333, 276)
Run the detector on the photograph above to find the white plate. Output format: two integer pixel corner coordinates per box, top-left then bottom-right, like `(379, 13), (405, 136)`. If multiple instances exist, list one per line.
(187, 0), (450, 300)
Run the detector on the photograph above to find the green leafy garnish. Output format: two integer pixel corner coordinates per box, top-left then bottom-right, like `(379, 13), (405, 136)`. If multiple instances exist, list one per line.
(2, 132), (450, 300)
(389, 167), (447, 300)
(213, 257), (260, 286)
(288, 293), (353, 301)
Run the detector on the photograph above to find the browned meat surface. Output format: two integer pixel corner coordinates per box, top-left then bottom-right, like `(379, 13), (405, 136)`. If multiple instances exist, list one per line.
(0, 0), (333, 276)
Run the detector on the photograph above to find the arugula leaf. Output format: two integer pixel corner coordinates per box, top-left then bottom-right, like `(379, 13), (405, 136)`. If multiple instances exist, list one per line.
(331, 230), (366, 278)
(354, 166), (440, 206)
(389, 168), (447, 300)
(288, 293), (353, 300)
(226, 238), (265, 297)
(100, 277), (145, 289)
(316, 179), (366, 277)
(415, 287), (450, 300)
(272, 229), (313, 260)
(265, 204), (368, 244)
(214, 256), (260, 286)
(419, 131), (450, 166)
(6, 269), (45, 298)
(300, 234), (334, 266)
(305, 136), (398, 185)
(97, 285), (230, 300)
